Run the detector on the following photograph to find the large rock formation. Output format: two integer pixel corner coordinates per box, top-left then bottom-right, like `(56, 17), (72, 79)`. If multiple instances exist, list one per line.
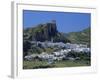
(24, 20), (70, 43)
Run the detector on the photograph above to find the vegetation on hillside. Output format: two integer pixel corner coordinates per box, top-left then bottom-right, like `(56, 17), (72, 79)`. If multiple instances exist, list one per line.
(66, 27), (90, 47)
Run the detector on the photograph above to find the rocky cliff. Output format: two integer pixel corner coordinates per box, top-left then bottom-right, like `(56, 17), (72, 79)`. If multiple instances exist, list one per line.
(24, 20), (70, 43)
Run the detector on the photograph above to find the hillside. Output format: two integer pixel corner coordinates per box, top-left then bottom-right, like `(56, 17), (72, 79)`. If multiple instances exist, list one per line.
(23, 21), (90, 57)
(66, 27), (90, 46)
(24, 21), (90, 46)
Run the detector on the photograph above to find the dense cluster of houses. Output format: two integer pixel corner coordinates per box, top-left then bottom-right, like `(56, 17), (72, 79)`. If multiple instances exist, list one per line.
(31, 41), (88, 48)
(24, 42), (90, 64)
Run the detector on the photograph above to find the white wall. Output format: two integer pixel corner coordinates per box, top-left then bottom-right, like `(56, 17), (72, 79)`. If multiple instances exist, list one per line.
(0, 0), (100, 80)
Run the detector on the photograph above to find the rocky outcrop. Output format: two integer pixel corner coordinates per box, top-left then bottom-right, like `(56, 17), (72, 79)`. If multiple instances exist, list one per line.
(24, 20), (70, 43)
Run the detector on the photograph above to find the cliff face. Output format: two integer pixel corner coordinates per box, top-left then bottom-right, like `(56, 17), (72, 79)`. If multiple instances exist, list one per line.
(24, 21), (70, 43)
(32, 22), (57, 41)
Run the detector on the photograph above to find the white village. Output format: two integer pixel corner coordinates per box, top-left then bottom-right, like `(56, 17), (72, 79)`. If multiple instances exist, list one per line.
(24, 41), (90, 64)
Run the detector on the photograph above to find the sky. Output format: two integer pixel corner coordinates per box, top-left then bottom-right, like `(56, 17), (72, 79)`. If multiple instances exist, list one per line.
(23, 10), (91, 33)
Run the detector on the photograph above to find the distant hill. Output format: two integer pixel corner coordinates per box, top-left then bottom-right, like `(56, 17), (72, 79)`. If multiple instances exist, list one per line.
(66, 27), (90, 47)
(24, 20), (70, 43)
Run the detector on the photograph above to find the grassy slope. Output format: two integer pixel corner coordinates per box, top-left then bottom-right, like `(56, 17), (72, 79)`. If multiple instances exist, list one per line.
(23, 60), (90, 69)
(66, 27), (90, 46)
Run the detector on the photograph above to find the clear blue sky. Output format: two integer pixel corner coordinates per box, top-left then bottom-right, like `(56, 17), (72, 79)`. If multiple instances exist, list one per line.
(23, 10), (91, 33)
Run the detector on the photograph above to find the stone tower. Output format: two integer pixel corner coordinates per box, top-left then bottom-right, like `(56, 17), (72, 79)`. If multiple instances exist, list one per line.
(51, 20), (56, 24)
